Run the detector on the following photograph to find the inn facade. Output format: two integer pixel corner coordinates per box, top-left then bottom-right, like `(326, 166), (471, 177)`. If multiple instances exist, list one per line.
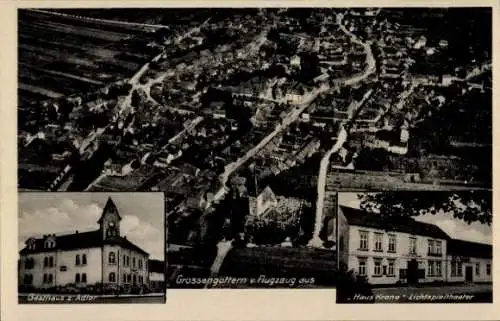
(19, 198), (150, 292)
(338, 206), (492, 285)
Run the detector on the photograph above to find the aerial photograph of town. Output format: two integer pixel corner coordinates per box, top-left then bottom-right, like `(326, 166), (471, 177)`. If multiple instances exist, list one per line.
(17, 7), (492, 289)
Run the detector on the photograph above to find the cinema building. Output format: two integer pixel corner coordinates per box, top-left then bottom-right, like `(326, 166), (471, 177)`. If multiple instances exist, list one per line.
(18, 198), (151, 293)
(338, 206), (492, 285)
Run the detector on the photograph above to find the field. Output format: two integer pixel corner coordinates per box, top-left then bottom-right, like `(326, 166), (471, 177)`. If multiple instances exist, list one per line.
(18, 9), (164, 105)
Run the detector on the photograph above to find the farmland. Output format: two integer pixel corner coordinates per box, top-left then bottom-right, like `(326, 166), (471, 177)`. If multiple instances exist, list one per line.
(18, 9), (167, 106)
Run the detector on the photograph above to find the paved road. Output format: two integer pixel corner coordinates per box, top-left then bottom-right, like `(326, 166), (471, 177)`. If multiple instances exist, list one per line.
(308, 15), (377, 248)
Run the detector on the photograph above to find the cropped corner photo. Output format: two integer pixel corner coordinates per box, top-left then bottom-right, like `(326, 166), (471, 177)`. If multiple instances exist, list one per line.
(167, 184), (337, 289)
(336, 191), (492, 303)
(18, 192), (166, 304)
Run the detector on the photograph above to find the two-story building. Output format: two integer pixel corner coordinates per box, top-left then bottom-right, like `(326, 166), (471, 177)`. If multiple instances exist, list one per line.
(338, 206), (450, 285)
(338, 206), (492, 286)
(19, 197), (150, 293)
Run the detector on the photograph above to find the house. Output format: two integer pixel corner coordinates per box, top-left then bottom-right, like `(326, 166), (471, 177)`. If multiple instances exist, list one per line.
(338, 206), (493, 286)
(18, 198), (150, 292)
(446, 239), (492, 283)
(338, 206), (449, 285)
(148, 259), (166, 293)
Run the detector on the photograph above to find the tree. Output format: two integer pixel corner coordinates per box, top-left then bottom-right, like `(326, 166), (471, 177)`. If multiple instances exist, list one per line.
(358, 191), (492, 225)
(336, 262), (373, 303)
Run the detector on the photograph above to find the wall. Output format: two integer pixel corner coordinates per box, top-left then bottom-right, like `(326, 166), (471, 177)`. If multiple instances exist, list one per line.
(102, 245), (121, 285)
(19, 251), (56, 288)
(19, 247), (102, 289)
(118, 245), (149, 286)
(347, 225), (448, 285)
(446, 255), (492, 283)
(56, 247), (102, 286)
(337, 208), (350, 267)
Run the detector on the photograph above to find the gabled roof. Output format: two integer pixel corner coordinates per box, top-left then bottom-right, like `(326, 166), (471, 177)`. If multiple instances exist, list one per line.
(20, 230), (102, 254)
(259, 186), (276, 204)
(448, 239), (492, 259)
(97, 197), (122, 224)
(19, 230), (149, 255)
(339, 206), (450, 240)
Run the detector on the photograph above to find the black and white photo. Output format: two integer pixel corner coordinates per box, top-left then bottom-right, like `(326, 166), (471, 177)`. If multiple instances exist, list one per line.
(15, 7), (492, 292)
(18, 192), (166, 303)
(336, 191), (492, 303)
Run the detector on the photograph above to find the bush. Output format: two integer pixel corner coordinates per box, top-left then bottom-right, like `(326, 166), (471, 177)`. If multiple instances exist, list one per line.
(336, 262), (373, 303)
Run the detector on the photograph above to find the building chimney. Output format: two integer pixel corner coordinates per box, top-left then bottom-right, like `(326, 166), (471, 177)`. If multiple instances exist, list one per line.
(75, 230), (79, 234)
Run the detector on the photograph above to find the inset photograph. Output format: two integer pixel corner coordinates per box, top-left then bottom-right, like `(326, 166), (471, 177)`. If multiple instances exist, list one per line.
(336, 191), (492, 303)
(167, 182), (337, 289)
(18, 192), (165, 304)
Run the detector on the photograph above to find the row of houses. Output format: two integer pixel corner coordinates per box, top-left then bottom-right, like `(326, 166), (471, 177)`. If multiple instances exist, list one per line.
(337, 206), (492, 285)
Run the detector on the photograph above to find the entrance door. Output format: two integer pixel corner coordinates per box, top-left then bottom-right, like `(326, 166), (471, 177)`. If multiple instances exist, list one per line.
(466, 266), (473, 282)
(407, 259), (418, 285)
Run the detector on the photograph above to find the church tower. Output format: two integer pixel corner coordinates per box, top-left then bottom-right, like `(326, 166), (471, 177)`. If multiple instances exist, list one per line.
(98, 197), (122, 241)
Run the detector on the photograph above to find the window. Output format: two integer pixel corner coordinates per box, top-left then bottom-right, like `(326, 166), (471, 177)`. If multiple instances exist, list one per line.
(123, 274), (126, 283)
(123, 255), (126, 265)
(359, 231), (369, 250)
(388, 234), (396, 253)
(44, 257), (48, 268)
(75, 255), (80, 266)
(133, 257), (136, 268)
(109, 252), (116, 264)
(486, 264), (491, 276)
(126, 256), (130, 267)
(427, 260), (434, 276)
(451, 261), (463, 277)
(127, 274), (131, 283)
(139, 259), (143, 270)
(428, 240), (434, 255)
(43, 274), (47, 283)
(75, 273), (80, 283)
(82, 254), (87, 265)
(358, 258), (366, 276)
(387, 259), (395, 276)
(435, 261), (442, 276)
(25, 258), (35, 269)
(49, 256), (54, 267)
(109, 272), (116, 283)
(476, 263), (480, 276)
(82, 273), (87, 283)
(409, 237), (417, 255)
(48, 274), (53, 283)
(435, 241), (442, 255)
(374, 233), (383, 252)
(373, 258), (382, 276)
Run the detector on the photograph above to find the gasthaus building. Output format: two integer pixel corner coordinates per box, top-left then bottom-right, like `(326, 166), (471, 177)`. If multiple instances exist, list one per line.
(18, 198), (151, 293)
(337, 206), (492, 285)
